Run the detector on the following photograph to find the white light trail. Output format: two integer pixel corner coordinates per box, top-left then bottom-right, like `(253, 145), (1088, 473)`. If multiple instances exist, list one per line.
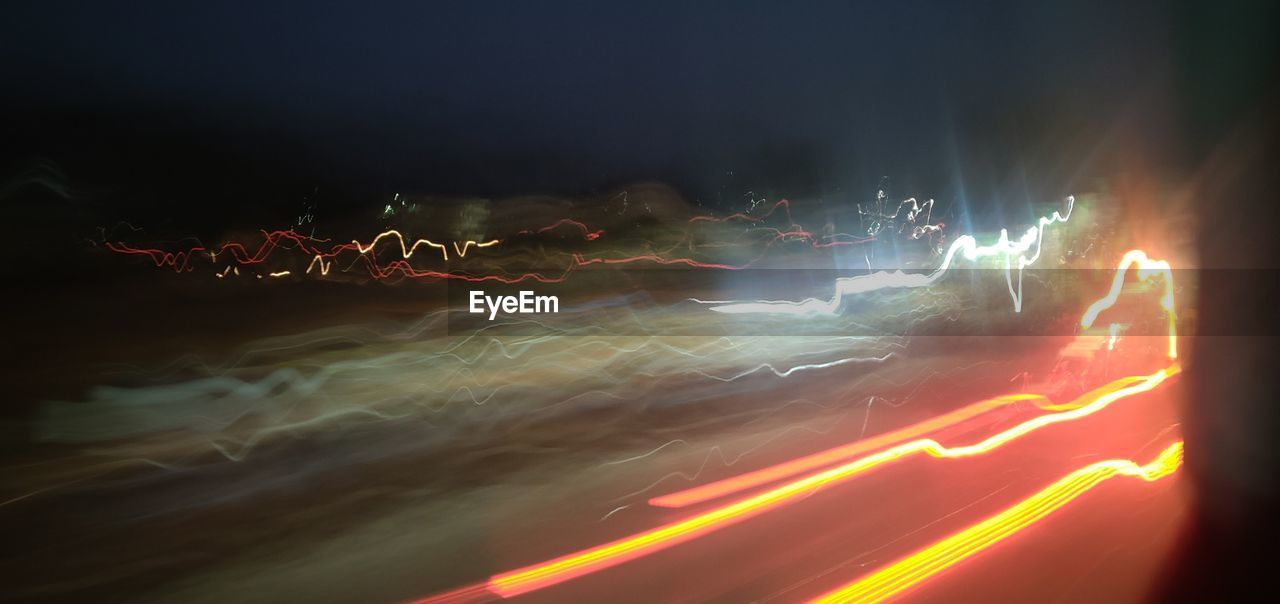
(701, 197), (1074, 316)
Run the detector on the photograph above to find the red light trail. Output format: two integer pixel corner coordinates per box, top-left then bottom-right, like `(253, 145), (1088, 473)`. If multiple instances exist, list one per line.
(103, 198), (885, 282)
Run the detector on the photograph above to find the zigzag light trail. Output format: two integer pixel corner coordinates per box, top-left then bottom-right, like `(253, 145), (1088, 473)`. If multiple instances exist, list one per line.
(105, 197), (886, 282)
(809, 441), (1185, 604)
(701, 197), (1074, 315)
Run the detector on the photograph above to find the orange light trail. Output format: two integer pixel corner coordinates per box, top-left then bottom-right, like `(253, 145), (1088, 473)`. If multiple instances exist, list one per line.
(483, 365), (1177, 598)
(655, 248), (1177, 508)
(649, 385), (1144, 509)
(809, 441), (1184, 603)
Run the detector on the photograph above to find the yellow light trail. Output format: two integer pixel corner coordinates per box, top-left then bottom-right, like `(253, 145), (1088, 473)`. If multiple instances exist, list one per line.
(486, 365), (1177, 597)
(306, 255), (333, 275)
(353, 230), (499, 261)
(810, 441), (1184, 603)
(650, 383), (1144, 508)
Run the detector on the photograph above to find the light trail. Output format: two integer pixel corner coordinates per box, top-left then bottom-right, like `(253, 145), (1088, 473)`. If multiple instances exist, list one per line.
(411, 247), (1184, 600)
(352, 230), (499, 261)
(660, 248), (1177, 506)
(517, 218), (605, 240)
(702, 197), (1073, 315)
(648, 382), (1143, 508)
(809, 441), (1185, 603)
(657, 247), (1178, 507)
(481, 365), (1176, 598)
(352, 230), (449, 259)
(108, 197), (881, 281)
(1079, 249), (1177, 359)
(105, 218), (573, 282)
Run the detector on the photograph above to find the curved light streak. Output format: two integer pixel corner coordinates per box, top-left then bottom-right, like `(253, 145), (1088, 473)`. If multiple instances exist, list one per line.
(704, 197), (1073, 315)
(810, 441), (1184, 603)
(483, 365), (1175, 598)
(1079, 249), (1177, 359)
(648, 384), (1141, 509)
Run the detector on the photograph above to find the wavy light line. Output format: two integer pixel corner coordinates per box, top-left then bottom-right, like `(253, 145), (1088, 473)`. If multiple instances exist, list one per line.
(108, 198), (881, 281)
(656, 248), (1176, 507)
(483, 365), (1176, 598)
(703, 197), (1073, 315)
(517, 218), (605, 240)
(648, 384), (1140, 509)
(1079, 249), (1177, 359)
(810, 441), (1184, 603)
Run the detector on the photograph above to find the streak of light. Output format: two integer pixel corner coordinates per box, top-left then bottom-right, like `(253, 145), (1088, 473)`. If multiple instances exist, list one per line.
(108, 199), (879, 281)
(1079, 249), (1177, 359)
(517, 218), (605, 240)
(572, 253), (744, 270)
(481, 365), (1176, 598)
(702, 197), (1073, 315)
(352, 230), (499, 261)
(809, 441), (1184, 603)
(306, 254), (332, 275)
(108, 223), (527, 280)
(658, 248), (1177, 507)
(453, 239), (501, 257)
(648, 385), (1138, 509)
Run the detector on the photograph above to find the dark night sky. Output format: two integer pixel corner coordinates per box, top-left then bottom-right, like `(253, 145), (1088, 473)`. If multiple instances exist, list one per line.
(1, 1), (1273, 228)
